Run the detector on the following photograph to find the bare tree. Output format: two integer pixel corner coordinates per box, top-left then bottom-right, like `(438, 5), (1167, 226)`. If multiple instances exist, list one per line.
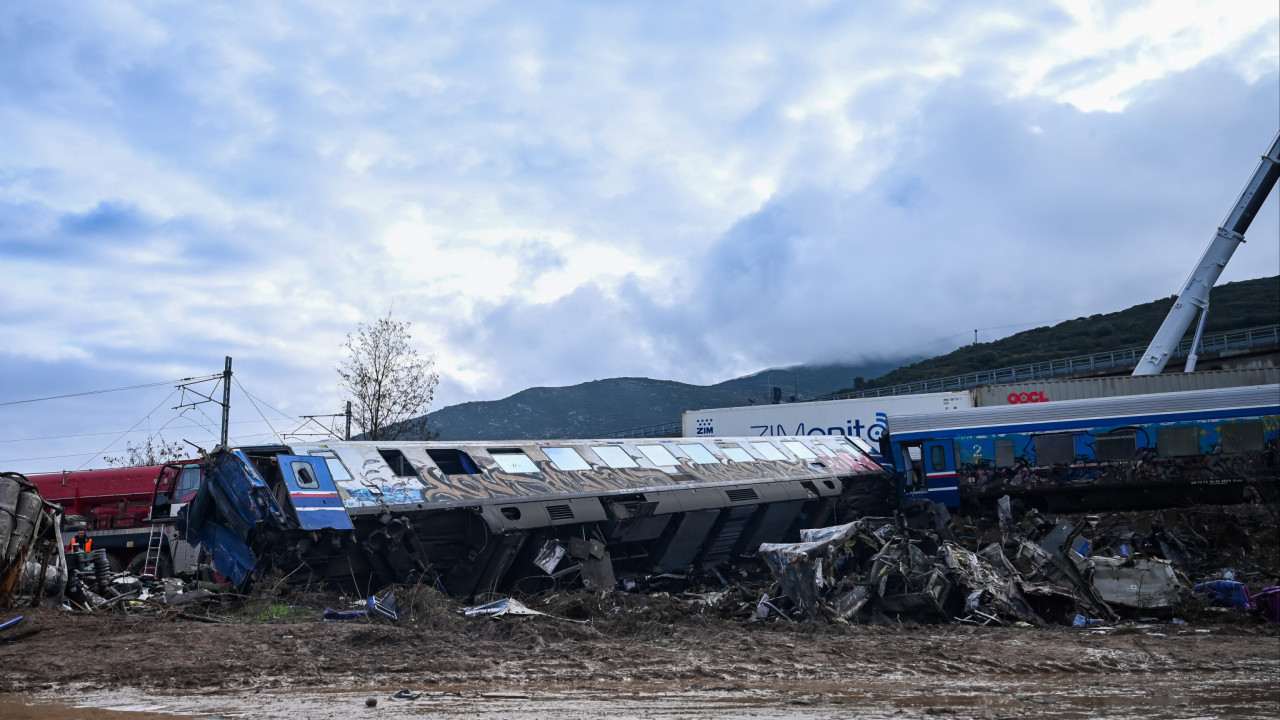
(338, 313), (440, 440)
(104, 437), (188, 468)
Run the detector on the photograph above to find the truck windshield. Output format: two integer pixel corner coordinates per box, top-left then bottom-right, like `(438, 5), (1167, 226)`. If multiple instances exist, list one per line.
(176, 466), (202, 502)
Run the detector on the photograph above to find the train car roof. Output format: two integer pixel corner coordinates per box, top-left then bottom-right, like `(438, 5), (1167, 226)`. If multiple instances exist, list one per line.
(887, 383), (1280, 438)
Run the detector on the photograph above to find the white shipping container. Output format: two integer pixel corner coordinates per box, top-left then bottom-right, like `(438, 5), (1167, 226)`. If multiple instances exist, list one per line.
(682, 392), (972, 444)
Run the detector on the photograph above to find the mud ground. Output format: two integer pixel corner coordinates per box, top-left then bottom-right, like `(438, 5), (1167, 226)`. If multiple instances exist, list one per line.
(2, 501), (1278, 718)
(3, 594), (1279, 718)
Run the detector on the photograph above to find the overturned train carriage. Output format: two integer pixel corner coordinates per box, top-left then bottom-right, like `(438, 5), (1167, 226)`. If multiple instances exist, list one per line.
(178, 436), (892, 597)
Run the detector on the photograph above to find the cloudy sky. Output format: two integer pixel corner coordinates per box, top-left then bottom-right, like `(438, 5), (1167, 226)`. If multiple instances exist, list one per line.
(2, 0), (1278, 473)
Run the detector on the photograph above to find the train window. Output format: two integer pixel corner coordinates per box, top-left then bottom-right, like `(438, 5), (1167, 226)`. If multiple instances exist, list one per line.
(378, 449), (419, 477)
(814, 440), (844, 457)
(721, 445), (754, 462)
(1219, 422), (1264, 454)
(639, 444), (680, 467)
(591, 445), (639, 469)
(1032, 434), (1075, 466)
(678, 443), (721, 464)
(290, 461), (321, 489)
(1157, 426), (1200, 457)
(488, 449), (540, 474)
(750, 442), (787, 461)
(929, 445), (947, 471)
(782, 441), (818, 460)
(1095, 432), (1136, 462)
(425, 448), (480, 475)
(544, 447), (590, 471)
(994, 439), (1015, 468)
(323, 458), (352, 482)
(840, 437), (874, 455)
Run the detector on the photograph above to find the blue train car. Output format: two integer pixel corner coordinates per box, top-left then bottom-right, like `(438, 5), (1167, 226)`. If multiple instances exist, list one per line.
(884, 384), (1279, 512)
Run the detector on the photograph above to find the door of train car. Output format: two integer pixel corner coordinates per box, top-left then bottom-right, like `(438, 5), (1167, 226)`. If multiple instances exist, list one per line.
(277, 455), (355, 531)
(921, 439), (960, 507)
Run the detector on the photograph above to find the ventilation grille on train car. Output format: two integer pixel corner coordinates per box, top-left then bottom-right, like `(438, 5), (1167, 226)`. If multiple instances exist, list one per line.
(546, 504), (575, 521)
(725, 488), (760, 503)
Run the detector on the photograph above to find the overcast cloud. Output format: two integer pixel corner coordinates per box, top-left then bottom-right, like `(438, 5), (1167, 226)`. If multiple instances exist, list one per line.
(2, 0), (1277, 473)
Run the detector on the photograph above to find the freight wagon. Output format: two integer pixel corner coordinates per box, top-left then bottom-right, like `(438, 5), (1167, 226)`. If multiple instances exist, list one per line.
(178, 435), (892, 596)
(884, 384), (1279, 512)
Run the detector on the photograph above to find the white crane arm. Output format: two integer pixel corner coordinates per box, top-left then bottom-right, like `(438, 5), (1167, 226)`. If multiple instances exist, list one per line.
(1132, 132), (1280, 376)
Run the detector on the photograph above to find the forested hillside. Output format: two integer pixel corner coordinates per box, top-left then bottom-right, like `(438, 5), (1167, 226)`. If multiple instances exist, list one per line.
(424, 275), (1278, 439)
(834, 275), (1278, 394)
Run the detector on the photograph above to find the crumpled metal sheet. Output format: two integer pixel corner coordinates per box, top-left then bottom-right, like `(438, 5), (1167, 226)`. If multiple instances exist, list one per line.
(1090, 557), (1180, 609)
(462, 597), (549, 618)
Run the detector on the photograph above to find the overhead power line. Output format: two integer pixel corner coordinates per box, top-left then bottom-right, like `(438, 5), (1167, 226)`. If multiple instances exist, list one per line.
(0, 374), (223, 407)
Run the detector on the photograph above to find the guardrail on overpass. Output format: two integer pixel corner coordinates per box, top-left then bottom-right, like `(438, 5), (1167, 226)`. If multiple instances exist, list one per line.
(826, 324), (1279, 401)
(591, 324), (1279, 439)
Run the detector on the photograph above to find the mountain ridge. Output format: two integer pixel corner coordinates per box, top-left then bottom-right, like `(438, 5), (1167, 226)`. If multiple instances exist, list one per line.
(423, 275), (1278, 440)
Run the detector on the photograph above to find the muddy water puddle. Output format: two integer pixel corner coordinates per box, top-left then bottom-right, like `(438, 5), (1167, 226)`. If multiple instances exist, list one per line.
(5, 672), (1278, 720)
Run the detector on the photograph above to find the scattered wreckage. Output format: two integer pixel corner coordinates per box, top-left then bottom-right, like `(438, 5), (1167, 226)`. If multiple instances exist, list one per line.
(756, 499), (1278, 626)
(176, 438), (892, 597)
(0, 472), (67, 610)
(4, 436), (1276, 633)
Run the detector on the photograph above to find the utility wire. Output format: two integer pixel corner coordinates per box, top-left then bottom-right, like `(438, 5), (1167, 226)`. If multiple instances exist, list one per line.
(75, 387), (181, 471)
(0, 374), (222, 406)
(233, 377), (285, 445)
(0, 417), (285, 444)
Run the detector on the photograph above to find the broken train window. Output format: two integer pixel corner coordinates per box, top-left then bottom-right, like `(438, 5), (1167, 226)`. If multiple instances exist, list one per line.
(290, 461), (321, 489)
(426, 448), (481, 475)
(378, 448), (419, 477)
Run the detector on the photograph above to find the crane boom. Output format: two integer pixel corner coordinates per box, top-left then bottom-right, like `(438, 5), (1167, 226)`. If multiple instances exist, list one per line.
(1132, 132), (1280, 376)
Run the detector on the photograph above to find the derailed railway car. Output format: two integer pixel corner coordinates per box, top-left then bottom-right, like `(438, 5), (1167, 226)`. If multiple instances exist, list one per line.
(178, 435), (891, 596)
(885, 384), (1280, 513)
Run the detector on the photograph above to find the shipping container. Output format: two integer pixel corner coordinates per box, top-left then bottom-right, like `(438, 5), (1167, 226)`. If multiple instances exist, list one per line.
(681, 392), (973, 448)
(978, 367), (1279, 406)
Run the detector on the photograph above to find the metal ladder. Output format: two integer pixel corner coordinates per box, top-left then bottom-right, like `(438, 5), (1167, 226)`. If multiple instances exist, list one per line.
(140, 522), (164, 577)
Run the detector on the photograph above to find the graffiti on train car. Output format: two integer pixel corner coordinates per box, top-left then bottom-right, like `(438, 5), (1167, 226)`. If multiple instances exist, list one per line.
(949, 417), (1279, 510)
(327, 441), (866, 508)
